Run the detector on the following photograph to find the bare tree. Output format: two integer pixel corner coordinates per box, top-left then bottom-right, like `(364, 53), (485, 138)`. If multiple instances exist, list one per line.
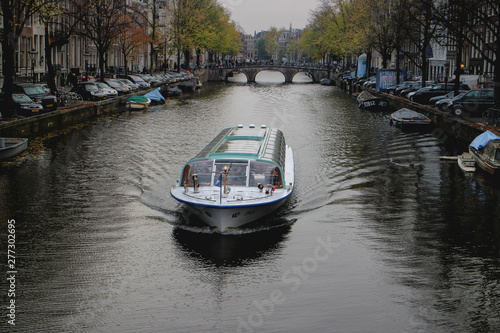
(403, 0), (440, 87)
(1, 0), (45, 117)
(39, 0), (86, 93)
(74, 0), (130, 81)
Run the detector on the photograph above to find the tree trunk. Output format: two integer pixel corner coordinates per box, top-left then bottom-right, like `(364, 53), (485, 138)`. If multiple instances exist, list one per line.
(454, 38), (463, 96)
(1, 0), (16, 117)
(98, 47), (106, 81)
(177, 48), (181, 72)
(44, 27), (57, 94)
(494, 25), (500, 108)
(183, 49), (190, 70)
(421, 46), (428, 87)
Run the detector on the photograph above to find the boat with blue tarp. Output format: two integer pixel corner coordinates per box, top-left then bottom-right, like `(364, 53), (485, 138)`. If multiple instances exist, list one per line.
(469, 130), (500, 175)
(144, 88), (165, 105)
(170, 124), (294, 232)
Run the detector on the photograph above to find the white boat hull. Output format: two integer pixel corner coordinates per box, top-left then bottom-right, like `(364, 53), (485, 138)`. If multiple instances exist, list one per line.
(171, 189), (292, 231)
(171, 145), (294, 231)
(127, 102), (149, 110)
(0, 138), (28, 161)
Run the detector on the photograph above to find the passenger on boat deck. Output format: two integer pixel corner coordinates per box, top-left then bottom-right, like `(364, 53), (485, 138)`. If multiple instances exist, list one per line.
(272, 167), (281, 186)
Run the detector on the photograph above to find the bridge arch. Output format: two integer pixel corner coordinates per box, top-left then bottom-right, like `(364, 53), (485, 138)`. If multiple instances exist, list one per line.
(206, 66), (331, 84)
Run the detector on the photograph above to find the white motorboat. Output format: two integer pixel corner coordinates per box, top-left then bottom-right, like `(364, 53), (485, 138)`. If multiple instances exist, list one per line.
(170, 124), (294, 232)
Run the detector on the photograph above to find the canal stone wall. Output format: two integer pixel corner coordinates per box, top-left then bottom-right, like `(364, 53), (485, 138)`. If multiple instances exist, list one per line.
(0, 96), (126, 138)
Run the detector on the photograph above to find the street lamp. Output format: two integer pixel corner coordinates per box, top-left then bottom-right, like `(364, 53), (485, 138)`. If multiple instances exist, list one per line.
(444, 61), (450, 94)
(28, 49), (38, 83)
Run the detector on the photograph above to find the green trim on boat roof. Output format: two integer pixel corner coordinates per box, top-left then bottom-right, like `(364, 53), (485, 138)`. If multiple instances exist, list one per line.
(192, 126), (287, 169)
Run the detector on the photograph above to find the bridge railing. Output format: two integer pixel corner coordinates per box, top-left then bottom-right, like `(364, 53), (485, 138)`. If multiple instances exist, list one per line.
(204, 62), (334, 71)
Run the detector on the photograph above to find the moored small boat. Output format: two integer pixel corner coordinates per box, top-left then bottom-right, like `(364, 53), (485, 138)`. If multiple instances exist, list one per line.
(144, 88), (165, 105)
(390, 108), (432, 131)
(469, 130), (500, 175)
(170, 124), (294, 232)
(178, 78), (197, 92)
(0, 138), (28, 161)
(357, 91), (389, 111)
(320, 78), (336, 86)
(195, 77), (202, 89)
(457, 153), (475, 172)
(126, 95), (151, 110)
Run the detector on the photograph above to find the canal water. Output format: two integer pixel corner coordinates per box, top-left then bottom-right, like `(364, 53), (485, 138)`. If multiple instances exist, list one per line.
(1, 72), (500, 332)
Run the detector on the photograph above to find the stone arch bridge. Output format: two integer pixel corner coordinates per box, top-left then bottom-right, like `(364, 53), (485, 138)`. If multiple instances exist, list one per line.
(203, 65), (332, 83)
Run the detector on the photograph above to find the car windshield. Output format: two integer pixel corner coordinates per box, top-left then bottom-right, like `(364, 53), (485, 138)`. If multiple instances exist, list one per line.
(130, 76), (145, 83)
(23, 86), (46, 95)
(85, 84), (98, 91)
(12, 94), (34, 103)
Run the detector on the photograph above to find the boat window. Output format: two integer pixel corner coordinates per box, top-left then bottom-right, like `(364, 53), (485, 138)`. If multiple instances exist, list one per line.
(181, 160), (213, 186)
(249, 161), (282, 187)
(484, 144), (495, 160)
(213, 162), (248, 186)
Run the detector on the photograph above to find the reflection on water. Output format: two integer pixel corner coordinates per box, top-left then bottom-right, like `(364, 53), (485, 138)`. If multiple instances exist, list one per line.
(173, 224), (292, 267)
(1, 72), (499, 332)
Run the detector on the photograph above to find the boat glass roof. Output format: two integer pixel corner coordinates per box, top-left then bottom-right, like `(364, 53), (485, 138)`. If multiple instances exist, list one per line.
(192, 126), (287, 170)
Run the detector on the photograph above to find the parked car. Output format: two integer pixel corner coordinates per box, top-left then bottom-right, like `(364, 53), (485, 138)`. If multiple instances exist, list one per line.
(71, 82), (106, 101)
(435, 92), (467, 111)
(388, 81), (418, 95)
(138, 74), (163, 87)
(12, 83), (58, 111)
(449, 89), (495, 116)
(95, 82), (118, 98)
(105, 79), (131, 95)
(117, 79), (139, 91)
(127, 75), (150, 89)
(428, 90), (467, 105)
(407, 86), (433, 100)
(399, 81), (435, 97)
(363, 76), (377, 89)
(0, 93), (44, 117)
(409, 83), (470, 104)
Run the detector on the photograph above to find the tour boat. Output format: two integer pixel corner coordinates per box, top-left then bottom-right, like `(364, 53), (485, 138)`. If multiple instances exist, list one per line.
(469, 130), (500, 176)
(0, 137), (28, 161)
(170, 124), (294, 231)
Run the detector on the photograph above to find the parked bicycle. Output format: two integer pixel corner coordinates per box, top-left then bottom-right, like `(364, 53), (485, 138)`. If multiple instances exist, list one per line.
(482, 107), (500, 127)
(56, 89), (83, 106)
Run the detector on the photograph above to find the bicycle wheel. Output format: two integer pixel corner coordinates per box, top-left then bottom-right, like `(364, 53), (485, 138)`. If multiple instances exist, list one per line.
(71, 93), (83, 102)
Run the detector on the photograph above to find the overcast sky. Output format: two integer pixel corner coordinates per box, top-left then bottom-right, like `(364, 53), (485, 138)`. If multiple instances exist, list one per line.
(220, 0), (321, 34)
